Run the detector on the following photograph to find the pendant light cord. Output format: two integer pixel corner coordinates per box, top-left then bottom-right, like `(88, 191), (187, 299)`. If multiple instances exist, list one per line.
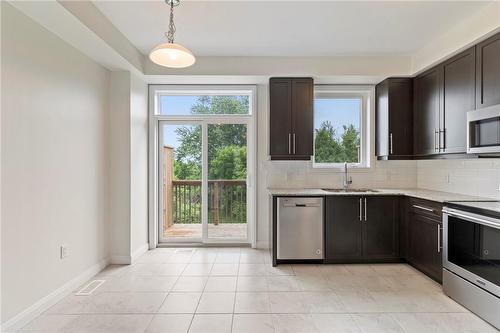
(166, 0), (176, 43)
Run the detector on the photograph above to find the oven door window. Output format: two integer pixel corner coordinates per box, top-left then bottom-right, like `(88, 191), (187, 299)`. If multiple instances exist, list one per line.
(448, 216), (500, 285)
(469, 116), (500, 148)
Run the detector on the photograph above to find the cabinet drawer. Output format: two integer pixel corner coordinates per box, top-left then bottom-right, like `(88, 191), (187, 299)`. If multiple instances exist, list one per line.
(409, 198), (442, 220)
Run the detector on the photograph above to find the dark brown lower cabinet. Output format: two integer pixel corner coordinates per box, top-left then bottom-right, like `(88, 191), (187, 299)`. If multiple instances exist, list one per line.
(325, 196), (362, 260)
(407, 212), (443, 283)
(325, 196), (399, 262)
(363, 196), (399, 259)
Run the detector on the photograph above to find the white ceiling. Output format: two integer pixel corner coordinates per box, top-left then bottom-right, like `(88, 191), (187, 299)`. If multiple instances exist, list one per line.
(94, 1), (492, 57)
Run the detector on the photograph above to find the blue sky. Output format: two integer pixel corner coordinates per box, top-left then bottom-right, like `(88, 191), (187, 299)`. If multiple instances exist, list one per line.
(160, 95), (199, 116)
(314, 98), (360, 138)
(162, 96), (361, 149)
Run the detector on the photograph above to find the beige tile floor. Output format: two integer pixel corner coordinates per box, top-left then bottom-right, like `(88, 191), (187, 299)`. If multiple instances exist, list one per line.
(19, 247), (499, 333)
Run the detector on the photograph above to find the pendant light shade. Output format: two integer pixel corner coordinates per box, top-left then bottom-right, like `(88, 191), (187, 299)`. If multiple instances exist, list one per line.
(149, 42), (195, 68)
(149, 0), (195, 68)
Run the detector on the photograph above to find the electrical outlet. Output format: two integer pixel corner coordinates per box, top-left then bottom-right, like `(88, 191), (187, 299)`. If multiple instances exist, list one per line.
(60, 245), (69, 259)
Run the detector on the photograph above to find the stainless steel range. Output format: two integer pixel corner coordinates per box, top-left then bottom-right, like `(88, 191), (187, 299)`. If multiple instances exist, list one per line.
(443, 201), (500, 329)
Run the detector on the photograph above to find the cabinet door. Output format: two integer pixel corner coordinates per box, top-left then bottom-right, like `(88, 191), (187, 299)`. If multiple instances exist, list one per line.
(362, 196), (398, 259)
(414, 67), (440, 156)
(408, 213), (442, 283)
(269, 79), (292, 157)
(291, 78), (314, 157)
(325, 196), (362, 260)
(476, 33), (500, 108)
(376, 78), (413, 159)
(375, 80), (390, 157)
(389, 79), (413, 156)
(442, 47), (475, 154)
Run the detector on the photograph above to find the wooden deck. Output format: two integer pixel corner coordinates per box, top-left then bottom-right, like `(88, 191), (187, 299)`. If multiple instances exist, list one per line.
(164, 223), (247, 239)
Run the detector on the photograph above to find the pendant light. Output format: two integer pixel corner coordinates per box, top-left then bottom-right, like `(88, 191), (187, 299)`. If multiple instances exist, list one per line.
(149, 0), (195, 68)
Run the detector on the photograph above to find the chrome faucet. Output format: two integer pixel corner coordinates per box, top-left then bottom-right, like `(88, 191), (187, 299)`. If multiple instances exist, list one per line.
(343, 162), (353, 189)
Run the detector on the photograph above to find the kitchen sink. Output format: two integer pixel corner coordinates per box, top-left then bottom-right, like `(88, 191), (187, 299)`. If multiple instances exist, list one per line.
(322, 188), (379, 193)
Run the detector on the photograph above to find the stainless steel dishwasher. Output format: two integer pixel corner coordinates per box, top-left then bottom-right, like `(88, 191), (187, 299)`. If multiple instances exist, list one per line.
(277, 197), (324, 260)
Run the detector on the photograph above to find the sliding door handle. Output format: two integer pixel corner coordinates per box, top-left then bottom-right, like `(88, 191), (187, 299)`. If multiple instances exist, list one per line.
(292, 133), (296, 154)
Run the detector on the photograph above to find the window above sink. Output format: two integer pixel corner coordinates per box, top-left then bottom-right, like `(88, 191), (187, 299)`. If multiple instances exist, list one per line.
(313, 85), (372, 169)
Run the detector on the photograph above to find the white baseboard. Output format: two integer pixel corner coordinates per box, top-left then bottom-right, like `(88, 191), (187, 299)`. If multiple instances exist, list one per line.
(131, 243), (149, 263)
(110, 244), (148, 265)
(110, 255), (131, 265)
(1, 257), (109, 332)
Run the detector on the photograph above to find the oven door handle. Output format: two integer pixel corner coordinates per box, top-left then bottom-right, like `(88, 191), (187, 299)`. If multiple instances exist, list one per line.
(444, 209), (500, 230)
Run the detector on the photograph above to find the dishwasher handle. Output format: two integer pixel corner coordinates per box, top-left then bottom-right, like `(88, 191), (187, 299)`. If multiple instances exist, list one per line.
(282, 203), (321, 207)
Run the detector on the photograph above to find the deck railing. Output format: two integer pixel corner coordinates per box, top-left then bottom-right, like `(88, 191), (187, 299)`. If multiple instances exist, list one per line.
(168, 179), (246, 226)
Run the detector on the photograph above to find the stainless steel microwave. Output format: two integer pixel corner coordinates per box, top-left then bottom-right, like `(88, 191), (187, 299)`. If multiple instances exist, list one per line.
(467, 104), (500, 154)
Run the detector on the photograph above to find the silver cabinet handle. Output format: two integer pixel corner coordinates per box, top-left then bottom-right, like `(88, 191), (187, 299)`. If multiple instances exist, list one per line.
(292, 133), (296, 154)
(434, 129), (439, 151)
(437, 224), (441, 253)
(359, 198), (363, 221)
(364, 198), (367, 221)
(412, 204), (435, 213)
(288, 133), (291, 154)
(440, 129), (445, 151)
(389, 133), (393, 155)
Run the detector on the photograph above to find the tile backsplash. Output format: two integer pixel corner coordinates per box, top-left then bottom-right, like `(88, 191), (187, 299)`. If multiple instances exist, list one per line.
(264, 158), (500, 199)
(265, 160), (418, 189)
(417, 159), (500, 199)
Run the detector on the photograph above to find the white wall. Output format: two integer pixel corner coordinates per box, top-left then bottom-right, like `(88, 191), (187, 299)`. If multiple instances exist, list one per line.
(108, 72), (149, 263)
(417, 159), (500, 200)
(130, 75), (149, 256)
(145, 55), (412, 77)
(1, 2), (109, 325)
(411, 1), (500, 73)
(108, 71), (131, 262)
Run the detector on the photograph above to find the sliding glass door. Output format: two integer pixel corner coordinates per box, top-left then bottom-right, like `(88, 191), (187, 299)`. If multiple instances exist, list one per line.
(151, 85), (256, 245)
(159, 122), (203, 242)
(207, 123), (248, 241)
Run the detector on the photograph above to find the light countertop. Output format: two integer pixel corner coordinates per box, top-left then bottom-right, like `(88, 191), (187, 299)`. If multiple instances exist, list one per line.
(267, 188), (489, 203)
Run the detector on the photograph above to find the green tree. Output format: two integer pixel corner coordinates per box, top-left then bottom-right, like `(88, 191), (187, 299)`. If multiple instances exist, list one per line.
(173, 96), (248, 180)
(209, 145), (247, 179)
(340, 124), (360, 163)
(314, 121), (342, 163)
(314, 121), (360, 163)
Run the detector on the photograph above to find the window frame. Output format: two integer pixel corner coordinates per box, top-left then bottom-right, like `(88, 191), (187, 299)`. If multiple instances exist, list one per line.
(152, 85), (254, 117)
(312, 85), (372, 169)
(148, 84), (257, 249)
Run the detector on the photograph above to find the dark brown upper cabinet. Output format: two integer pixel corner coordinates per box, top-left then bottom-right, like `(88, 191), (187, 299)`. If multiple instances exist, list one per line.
(413, 66), (441, 156)
(269, 77), (313, 160)
(375, 78), (413, 159)
(476, 32), (500, 108)
(413, 47), (475, 156)
(441, 47), (475, 154)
